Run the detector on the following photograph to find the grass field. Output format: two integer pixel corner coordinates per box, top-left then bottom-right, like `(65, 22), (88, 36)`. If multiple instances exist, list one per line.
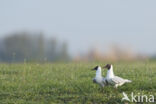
(0, 61), (156, 104)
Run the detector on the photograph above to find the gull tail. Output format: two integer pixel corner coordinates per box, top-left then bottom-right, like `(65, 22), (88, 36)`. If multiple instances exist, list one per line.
(125, 79), (132, 83)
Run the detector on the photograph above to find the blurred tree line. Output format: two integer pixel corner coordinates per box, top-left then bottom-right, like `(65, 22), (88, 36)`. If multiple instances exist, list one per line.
(0, 32), (70, 62)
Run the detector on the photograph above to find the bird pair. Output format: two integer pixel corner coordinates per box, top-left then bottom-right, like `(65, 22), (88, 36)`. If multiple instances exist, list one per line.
(92, 64), (132, 88)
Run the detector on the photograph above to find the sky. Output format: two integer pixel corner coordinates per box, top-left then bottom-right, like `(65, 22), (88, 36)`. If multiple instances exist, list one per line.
(0, 0), (156, 56)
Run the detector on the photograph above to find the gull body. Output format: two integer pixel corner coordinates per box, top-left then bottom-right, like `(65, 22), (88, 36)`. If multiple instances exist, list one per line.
(92, 66), (107, 87)
(104, 64), (132, 88)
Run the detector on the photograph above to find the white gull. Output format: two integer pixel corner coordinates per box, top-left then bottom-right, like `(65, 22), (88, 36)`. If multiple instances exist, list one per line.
(92, 66), (108, 87)
(103, 64), (132, 88)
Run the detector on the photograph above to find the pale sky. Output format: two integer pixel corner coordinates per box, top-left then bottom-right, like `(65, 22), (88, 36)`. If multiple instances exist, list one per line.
(0, 0), (156, 56)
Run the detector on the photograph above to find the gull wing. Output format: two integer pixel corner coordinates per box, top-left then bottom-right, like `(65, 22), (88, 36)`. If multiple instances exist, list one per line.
(111, 76), (126, 84)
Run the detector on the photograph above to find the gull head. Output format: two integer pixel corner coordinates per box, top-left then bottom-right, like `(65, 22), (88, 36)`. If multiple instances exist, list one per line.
(92, 66), (100, 71)
(103, 64), (112, 70)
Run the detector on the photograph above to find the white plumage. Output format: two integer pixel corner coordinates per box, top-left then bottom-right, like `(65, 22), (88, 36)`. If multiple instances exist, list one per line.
(92, 66), (108, 87)
(104, 64), (132, 88)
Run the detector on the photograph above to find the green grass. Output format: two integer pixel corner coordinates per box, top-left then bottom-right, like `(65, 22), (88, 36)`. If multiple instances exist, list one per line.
(0, 61), (156, 104)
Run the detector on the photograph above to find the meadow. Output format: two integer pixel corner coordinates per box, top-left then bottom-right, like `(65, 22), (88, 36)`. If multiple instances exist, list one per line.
(0, 61), (156, 104)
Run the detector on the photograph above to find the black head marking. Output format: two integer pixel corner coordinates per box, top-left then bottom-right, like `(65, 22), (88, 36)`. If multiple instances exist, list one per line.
(93, 66), (99, 70)
(103, 64), (111, 70)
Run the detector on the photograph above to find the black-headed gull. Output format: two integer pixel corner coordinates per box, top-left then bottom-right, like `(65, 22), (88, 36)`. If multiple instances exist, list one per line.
(92, 66), (108, 87)
(103, 64), (132, 88)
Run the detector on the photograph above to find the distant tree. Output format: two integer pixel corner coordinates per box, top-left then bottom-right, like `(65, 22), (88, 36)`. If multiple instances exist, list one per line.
(58, 41), (70, 61)
(3, 33), (33, 62)
(45, 38), (58, 61)
(0, 32), (70, 62)
(34, 33), (45, 61)
(0, 39), (6, 61)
